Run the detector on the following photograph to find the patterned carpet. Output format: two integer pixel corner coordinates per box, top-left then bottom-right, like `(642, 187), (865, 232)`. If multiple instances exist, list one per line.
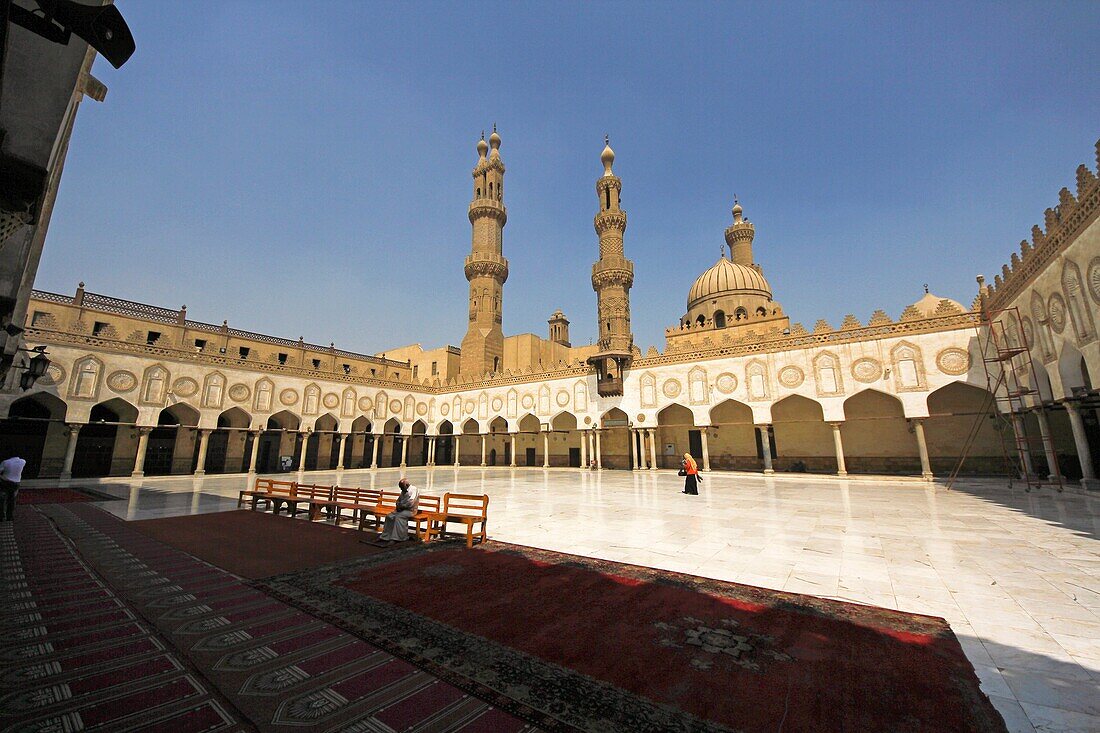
(261, 542), (1008, 733)
(1, 504), (539, 732)
(16, 486), (120, 504)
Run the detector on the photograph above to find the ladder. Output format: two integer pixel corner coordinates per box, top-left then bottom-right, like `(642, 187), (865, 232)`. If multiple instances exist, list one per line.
(946, 282), (1064, 492)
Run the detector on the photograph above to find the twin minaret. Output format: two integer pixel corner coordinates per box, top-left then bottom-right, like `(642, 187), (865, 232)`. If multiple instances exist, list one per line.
(460, 127), (508, 376)
(459, 129), (634, 387)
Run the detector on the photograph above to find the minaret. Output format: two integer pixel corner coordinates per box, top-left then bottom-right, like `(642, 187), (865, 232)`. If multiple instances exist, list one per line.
(725, 197), (757, 270)
(588, 137), (634, 396)
(460, 127), (508, 376)
(548, 310), (571, 346)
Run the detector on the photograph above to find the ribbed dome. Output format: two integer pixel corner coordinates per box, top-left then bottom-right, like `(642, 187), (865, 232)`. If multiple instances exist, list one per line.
(910, 291), (965, 317)
(688, 256), (772, 307)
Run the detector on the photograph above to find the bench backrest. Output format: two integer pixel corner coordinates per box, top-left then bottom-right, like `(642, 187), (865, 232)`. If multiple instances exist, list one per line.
(265, 480), (297, 497)
(295, 483), (332, 500)
(417, 495), (441, 514)
(441, 492), (488, 518)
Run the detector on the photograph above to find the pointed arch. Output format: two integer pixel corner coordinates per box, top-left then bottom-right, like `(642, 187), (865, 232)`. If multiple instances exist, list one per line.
(267, 410), (300, 431)
(656, 402), (694, 425)
(461, 418), (481, 435)
(518, 413), (541, 432)
(7, 392), (68, 420)
(159, 402), (199, 426)
(314, 412), (338, 431)
(217, 406), (251, 429)
(709, 398), (753, 424)
(202, 371), (226, 409)
(489, 416), (508, 433)
(551, 411), (577, 431)
(383, 417), (402, 434)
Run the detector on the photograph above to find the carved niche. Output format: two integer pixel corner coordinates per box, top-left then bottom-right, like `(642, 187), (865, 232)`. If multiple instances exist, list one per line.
(303, 384), (321, 416)
(69, 355), (104, 400)
(890, 341), (926, 392)
(254, 378), (274, 413)
(202, 372), (226, 408)
(812, 351), (844, 397)
(688, 367), (709, 405)
(639, 372), (657, 408)
(140, 364), (170, 406)
(745, 359), (770, 401)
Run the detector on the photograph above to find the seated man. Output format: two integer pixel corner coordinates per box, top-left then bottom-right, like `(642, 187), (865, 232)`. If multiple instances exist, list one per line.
(375, 478), (419, 545)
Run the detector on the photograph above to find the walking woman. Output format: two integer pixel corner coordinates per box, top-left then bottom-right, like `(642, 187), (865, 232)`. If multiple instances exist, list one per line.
(681, 452), (700, 495)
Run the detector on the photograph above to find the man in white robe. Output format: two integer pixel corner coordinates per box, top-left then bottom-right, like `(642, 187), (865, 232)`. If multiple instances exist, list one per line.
(376, 478), (419, 545)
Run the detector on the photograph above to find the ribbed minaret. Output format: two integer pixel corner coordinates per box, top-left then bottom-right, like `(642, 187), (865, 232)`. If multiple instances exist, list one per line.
(588, 137), (634, 396)
(725, 197), (757, 269)
(460, 127), (508, 376)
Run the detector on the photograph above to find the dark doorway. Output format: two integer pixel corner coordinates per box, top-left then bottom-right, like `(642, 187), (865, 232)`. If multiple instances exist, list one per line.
(0, 400), (51, 478)
(688, 430), (703, 463)
(489, 448), (497, 466)
(569, 447), (581, 467)
(525, 447), (536, 466)
(145, 427), (177, 475)
(391, 436), (403, 466)
(206, 431), (229, 473)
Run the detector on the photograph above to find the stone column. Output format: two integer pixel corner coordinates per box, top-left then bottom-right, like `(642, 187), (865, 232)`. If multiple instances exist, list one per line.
(1033, 408), (1059, 479)
(542, 430), (550, 468)
(580, 429), (588, 468)
(912, 418), (933, 481)
(1009, 415), (1035, 477)
(1064, 401), (1098, 488)
(428, 437), (436, 466)
(587, 431), (596, 466)
(642, 424), (651, 471)
(454, 436), (461, 467)
(298, 431), (310, 472)
(700, 428), (711, 472)
(247, 430), (262, 474)
(399, 435), (408, 468)
(630, 429), (640, 470)
(594, 429), (603, 469)
(60, 423), (83, 480)
(480, 434), (487, 466)
(829, 422), (847, 477)
(510, 433), (517, 467)
(334, 433), (346, 470)
(129, 426), (152, 478)
(193, 429), (211, 476)
(757, 425), (774, 475)
(369, 433), (380, 469)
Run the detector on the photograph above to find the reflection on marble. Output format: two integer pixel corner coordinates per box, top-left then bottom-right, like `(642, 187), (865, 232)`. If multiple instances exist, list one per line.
(37, 467), (1100, 732)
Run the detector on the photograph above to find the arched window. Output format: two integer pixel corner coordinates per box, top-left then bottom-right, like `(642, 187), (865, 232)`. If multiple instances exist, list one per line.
(714, 310), (726, 328)
(605, 189), (611, 210)
(756, 306), (767, 316)
(493, 357), (500, 372)
(696, 315), (706, 326)
(735, 307), (747, 321)
(476, 187), (481, 197)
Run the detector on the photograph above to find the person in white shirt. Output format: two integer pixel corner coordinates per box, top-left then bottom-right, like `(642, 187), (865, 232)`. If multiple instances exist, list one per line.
(376, 478), (419, 545)
(0, 455), (27, 521)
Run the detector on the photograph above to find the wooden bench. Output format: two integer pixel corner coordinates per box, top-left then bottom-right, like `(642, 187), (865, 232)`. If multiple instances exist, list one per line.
(238, 478), (297, 512)
(425, 493), (489, 548)
(360, 493), (441, 540)
(281, 483), (333, 517)
(307, 486), (381, 525)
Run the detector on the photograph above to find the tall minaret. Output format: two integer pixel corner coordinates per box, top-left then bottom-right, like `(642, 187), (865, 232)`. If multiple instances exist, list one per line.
(460, 127), (508, 376)
(725, 197), (757, 269)
(589, 137), (634, 396)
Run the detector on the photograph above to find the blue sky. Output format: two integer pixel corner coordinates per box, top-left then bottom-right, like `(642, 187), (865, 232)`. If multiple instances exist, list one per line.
(37, 1), (1099, 356)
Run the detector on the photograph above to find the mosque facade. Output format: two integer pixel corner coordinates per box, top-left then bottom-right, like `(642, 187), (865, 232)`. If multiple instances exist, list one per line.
(1, 134), (1097, 490)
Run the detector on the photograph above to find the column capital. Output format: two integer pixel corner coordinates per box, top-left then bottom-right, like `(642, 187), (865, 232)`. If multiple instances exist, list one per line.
(827, 421), (844, 429)
(754, 423), (772, 429)
(65, 422), (85, 433)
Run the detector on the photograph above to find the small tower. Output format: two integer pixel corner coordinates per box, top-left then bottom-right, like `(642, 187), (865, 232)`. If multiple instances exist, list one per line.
(548, 309), (571, 347)
(588, 137), (634, 396)
(460, 127), (509, 375)
(725, 197), (757, 269)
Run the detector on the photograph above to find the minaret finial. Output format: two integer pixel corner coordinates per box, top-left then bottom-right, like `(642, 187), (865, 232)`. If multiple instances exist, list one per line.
(924, 283), (929, 294)
(600, 136), (615, 176)
(605, 134), (609, 146)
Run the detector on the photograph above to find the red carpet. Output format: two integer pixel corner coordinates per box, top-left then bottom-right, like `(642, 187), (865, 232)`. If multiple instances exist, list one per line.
(263, 542), (1008, 733)
(130, 509), (387, 579)
(16, 486), (115, 504)
(3, 504), (538, 732)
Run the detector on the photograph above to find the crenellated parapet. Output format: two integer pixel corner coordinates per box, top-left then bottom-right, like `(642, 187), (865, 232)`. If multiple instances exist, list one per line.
(984, 138), (1100, 310)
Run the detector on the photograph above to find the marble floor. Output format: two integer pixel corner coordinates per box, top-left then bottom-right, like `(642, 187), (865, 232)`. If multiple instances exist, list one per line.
(33, 467), (1100, 733)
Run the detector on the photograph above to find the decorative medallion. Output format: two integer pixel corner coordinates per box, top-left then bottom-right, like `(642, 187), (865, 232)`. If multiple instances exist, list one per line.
(850, 358), (882, 384)
(358, 396), (372, 412)
(416, 402), (428, 416)
(322, 392), (339, 409)
(636, 414), (646, 423)
(521, 394), (535, 409)
(777, 366), (804, 388)
(556, 390), (570, 407)
(1088, 257), (1100, 304)
(172, 377), (199, 397)
(389, 399), (402, 414)
(106, 370), (137, 393)
(463, 400), (475, 414)
(228, 383), (251, 402)
(935, 348), (971, 376)
(662, 379), (682, 398)
(280, 389), (299, 406)
(653, 617), (793, 673)
(584, 416), (592, 425)
(492, 397), (503, 412)
(440, 403), (450, 417)
(37, 364), (65, 387)
(715, 373), (737, 395)
(1047, 292), (1067, 333)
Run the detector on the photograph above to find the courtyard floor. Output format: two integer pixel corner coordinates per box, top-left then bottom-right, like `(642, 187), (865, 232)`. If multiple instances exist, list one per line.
(34, 467), (1100, 733)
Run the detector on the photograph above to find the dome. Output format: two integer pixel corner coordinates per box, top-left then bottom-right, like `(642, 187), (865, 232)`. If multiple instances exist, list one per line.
(909, 290), (965, 318)
(688, 256), (772, 308)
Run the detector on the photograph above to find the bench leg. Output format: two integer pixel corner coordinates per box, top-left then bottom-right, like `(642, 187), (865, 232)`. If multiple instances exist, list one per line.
(466, 523), (474, 549)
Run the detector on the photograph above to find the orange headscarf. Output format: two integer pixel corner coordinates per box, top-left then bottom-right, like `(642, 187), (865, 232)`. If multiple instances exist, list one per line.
(683, 453), (698, 473)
